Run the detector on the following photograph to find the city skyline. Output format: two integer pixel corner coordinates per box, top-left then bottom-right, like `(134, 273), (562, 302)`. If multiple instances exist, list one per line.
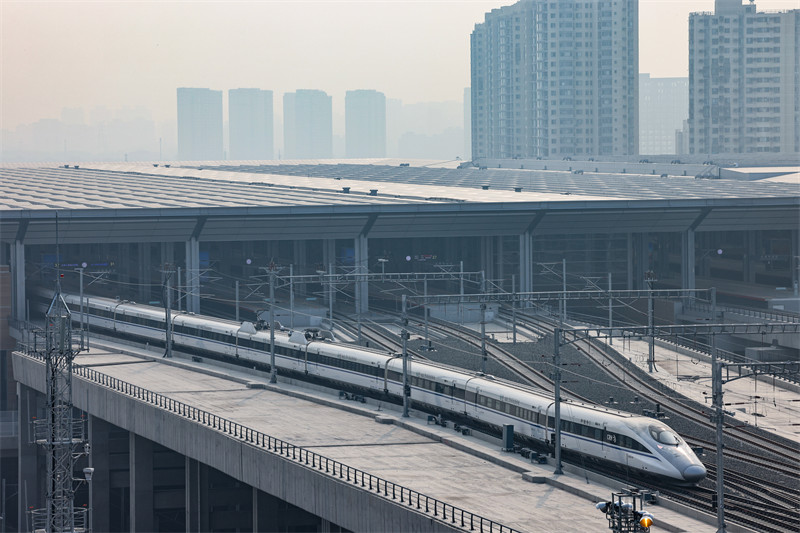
(3, 0), (798, 132)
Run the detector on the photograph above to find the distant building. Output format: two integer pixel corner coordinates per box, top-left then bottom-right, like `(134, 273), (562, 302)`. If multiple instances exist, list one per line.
(283, 90), (332, 159)
(471, 0), (638, 159)
(229, 89), (274, 160)
(689, 0), (800, 154)
(177, 88), (223, 160)
(639, 74), (688, 155)
(345, 90), (386, 158)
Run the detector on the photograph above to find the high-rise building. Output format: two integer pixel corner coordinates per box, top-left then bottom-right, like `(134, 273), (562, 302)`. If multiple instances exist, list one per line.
(177, 88), (223, 160)
(229, 89), (274, 160)
(471, 0), (639, 159)
(283, 90), (333, 159)
(639, 74), (689, 155)
(345, 90), (386, 158)
(688, 0), (799, 155)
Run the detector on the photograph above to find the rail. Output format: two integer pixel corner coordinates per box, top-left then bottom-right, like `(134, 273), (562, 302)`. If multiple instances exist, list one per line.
(17, 350), (519, 533)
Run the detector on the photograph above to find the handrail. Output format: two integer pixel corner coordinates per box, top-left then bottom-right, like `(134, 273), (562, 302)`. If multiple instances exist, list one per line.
(18, 350), (519, 533)
(685, 300), (799, 323)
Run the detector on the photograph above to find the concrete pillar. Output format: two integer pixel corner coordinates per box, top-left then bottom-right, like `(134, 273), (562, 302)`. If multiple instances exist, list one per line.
(118, 243), (131, 290)
(636, 233), (648, 289)
(185, 457), (198, 532)
(480, 236), (494, 284)
(89, 416), (111, 532)
(518, 231), (532, 293)
(129, 433), (154, 533)
(17, 383), (40, 529)
(185, 458), (210, 532)
(496, 236), (505, 290)
(322, 240), (336, 306)
(681, 229), (696, 291)
(626, 233), (634, 290)
(138, 242), (152, 303)
(11, 240), (25, 320)
(185, 237), (200, 314)
(354, 235), (369, 314)
(744, 230), (757, 283)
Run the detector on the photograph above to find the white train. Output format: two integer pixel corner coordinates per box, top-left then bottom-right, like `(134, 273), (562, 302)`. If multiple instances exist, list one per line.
(53, 292), (706, 484)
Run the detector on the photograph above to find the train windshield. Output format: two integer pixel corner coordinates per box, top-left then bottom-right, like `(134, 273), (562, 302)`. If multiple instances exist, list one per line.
(649, 425), (680, 445)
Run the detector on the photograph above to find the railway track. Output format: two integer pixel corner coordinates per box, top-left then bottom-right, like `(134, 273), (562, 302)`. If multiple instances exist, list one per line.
(303, 301), (800, 531)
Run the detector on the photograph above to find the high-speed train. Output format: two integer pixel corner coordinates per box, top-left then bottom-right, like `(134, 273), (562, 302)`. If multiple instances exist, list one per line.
(50, 291), (706, 484)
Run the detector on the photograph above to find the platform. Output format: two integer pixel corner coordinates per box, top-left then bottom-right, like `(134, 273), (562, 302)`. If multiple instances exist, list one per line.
(603, 337), (800, 442)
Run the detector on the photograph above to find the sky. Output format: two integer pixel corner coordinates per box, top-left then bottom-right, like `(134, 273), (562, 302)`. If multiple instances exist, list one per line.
(2, 0), (798, 130)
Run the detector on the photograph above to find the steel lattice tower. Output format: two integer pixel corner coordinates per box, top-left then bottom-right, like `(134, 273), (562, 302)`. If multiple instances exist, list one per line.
(30, 289), (88, 532)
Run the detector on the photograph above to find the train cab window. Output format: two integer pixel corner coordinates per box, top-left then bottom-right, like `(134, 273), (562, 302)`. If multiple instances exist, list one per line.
(649, 425), (679, 446)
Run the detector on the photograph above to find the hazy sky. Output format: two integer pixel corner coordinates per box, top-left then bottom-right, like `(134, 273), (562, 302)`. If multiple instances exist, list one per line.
(2, 0), (797, 130)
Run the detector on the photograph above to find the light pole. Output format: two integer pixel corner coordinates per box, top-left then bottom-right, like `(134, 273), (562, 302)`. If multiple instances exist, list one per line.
(75, 266), (85, 350)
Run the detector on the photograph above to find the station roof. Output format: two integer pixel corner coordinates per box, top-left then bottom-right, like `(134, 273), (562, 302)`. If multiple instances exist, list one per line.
(1, 161), (797, 245)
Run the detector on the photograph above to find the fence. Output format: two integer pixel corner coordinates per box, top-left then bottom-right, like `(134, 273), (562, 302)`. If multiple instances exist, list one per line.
(19, 350), (519, 533)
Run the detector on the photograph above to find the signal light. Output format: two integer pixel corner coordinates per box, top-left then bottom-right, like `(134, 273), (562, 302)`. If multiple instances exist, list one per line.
(635, 510), (654, 528)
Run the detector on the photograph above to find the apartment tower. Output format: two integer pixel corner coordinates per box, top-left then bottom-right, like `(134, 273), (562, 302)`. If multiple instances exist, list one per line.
(688, 0), (799, 154)
(229, 89), (274, 160)
(177, 88), (223, 160)
(471, 0), (639, 159)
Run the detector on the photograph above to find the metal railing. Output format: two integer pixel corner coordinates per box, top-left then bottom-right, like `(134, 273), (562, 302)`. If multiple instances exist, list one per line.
(19, 350), (519, 533)
(684, 300), (799, 323)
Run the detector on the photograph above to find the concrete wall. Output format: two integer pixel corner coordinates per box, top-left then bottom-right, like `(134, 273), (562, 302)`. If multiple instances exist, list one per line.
(13, 352), (462, 533)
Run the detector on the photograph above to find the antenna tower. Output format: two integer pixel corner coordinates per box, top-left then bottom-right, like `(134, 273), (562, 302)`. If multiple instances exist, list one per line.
(30, 215), (90, 532)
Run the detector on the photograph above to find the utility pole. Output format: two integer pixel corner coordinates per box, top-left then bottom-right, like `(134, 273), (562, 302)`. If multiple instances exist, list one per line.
(423, 278), (429, 348)
(459, 260), (464, 324)
(646, 271), (656, 373)
(165, 267), (173, 359)
(608, 272), (613, 346)
(289, 264), (294, 331)
(328, 263), (334, 326)
(511, 274), (517, 344)
(401, 295), (410, 418)
(269, 266), (277, 384)
(235, 280), (239, 322)
(711, 332), (724, 532)
(553, 328), (563, 475)
(561, 258), (567, 324)
(76, 267), (85, 350)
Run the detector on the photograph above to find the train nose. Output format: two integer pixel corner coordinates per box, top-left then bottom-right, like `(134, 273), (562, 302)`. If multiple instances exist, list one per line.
(683, 464), (707, 483)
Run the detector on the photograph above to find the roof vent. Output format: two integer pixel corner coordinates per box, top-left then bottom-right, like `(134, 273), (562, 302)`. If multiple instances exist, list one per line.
(342, 187), (350, 193)
(481, 185), (490, 190)
(73, 165), (80, 169)
(153, 164), (159, 167)
(64, 164), (69, 169)
(165, 164), (171, 168)
(514, 187), (522, 193)
(369, 189), (378, 196)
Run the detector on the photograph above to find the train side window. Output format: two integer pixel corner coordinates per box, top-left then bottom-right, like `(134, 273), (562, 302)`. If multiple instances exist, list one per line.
(453, 387), (465, 400)
(594, 428), (603, 441)
(467, 391), (477, 404)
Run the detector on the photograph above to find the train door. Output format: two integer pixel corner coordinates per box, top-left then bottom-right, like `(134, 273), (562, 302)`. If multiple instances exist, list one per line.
(602, 422), (613, 460)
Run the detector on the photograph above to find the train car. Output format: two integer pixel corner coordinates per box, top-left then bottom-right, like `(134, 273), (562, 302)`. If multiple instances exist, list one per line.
(47, 292), (706, 484)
